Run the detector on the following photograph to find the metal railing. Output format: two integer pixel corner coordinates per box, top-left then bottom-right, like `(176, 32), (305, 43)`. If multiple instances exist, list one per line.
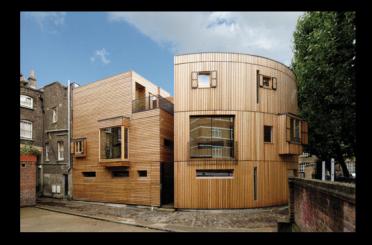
(132, 95), (174, 114)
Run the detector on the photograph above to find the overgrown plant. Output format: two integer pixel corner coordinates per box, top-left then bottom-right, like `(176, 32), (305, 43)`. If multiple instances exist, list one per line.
(20, 143), (41, 157)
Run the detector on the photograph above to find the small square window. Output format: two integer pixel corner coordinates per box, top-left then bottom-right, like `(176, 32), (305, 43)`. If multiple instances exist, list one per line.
(263, 76), (271, 87)
(138, 170), (147, 177)
(264, 126), (272, 143)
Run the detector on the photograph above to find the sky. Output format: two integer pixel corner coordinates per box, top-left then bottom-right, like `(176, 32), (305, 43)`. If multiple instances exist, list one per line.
(21, 12), (304, 95)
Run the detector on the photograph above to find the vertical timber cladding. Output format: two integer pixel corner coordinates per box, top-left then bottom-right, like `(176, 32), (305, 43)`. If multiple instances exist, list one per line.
(174, 52), (300, 209)
(72, 71), (173, 206)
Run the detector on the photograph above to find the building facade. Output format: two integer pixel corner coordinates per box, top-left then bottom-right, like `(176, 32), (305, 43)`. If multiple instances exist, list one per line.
(174, 52), (308, 209)
(20, 71), (44, 196)
(72, 71), (174, 206)
(42, 82), (72, 198)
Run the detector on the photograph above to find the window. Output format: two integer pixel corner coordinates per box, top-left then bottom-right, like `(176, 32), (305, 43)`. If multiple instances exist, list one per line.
(73, 138), (86, 157)
(20, 95), (33, 109)
(111, 167), (129, 177)
(198, 72), (210, 88)
(262, 76), (271, 87)
(82, 172), (96, 177)
(20, 120), (32, 139)
(253, 167), (257, 200)
(57, 141), (64, 161)
(264, 126), (272, 143)
(76, 140), (83, 153)
(100, 127), (122, 160)
(138, 170), (147, 177)
(196, 169), (234, 178)
(45, 143), (49, 161)
(164, 138), (173, 150)
(124, 128), (129, 159)
(52, 107), (57, 123)
(290, 118), (301, 143)
(190, 116), (234, 159)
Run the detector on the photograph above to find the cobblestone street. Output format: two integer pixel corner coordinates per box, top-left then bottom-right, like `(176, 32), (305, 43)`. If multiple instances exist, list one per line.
(25, 198), (289, 232)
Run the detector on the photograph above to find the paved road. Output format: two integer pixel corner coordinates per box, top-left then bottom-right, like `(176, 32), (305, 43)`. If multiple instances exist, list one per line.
(20, 207), (161, 232)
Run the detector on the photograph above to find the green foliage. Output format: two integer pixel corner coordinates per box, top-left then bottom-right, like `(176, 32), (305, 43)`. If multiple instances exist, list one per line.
(20, 143), (41, 157)
(292, 12), (356, 176)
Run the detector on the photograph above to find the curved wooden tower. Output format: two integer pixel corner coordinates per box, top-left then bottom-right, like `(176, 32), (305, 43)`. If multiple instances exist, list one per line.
(174, 52), (308, 209)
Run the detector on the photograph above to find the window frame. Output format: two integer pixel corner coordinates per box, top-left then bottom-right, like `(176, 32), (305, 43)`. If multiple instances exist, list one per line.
(196, 169), (234, 179)
(290, 118), (301, 144)
(20, 120), (32, 140)
(20, 95), (34, 109)
(57, 141), (64, 161)
(99, 125), (129, 162)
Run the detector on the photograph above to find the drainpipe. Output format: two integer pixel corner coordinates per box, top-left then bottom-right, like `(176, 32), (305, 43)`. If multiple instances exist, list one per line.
(67, 80), (71, 198)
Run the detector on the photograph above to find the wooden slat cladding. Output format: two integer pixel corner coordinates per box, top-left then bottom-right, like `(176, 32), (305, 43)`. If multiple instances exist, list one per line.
(174, 52), (303, 209)
(72, 71), (173, 207)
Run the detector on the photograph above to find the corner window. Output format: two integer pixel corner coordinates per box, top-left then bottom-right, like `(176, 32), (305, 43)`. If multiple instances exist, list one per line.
(45, 143), (49, 161)
(52, 107), (58, 123)
(57, 141), (64, 160)
(20, 120), (32, 139)
(190, 116), (235, 159)
(20, 95), (33, 109)
(100, 127), (121, 160)
(198, 72), (210, 88)
(264, 126), (272, 143)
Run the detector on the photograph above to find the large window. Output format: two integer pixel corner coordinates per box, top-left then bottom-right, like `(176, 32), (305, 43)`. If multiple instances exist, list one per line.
(20, 120), (32, 139)
(20, 95), (33, 109)
(57, 141), (64, 160)
(190, 116), (234, 159)
(100, 127), (122, 160)
(290, 118), (301, 143)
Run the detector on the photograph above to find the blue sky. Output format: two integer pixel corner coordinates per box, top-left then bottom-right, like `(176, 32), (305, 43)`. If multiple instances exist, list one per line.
(21, 12), (303, 95)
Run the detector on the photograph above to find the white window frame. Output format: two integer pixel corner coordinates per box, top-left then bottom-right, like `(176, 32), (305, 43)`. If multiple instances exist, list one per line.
(52, 108), (58, 123)
(20, 120), (32, 139)
(20, 95), (33, 109)
(57, 141), (64, 161)
(45, 143), (49, 161)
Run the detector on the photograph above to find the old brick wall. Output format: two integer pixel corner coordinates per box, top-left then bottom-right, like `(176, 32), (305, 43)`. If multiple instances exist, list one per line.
(289, 177), (355, 232)
(20, 156), (37, 207)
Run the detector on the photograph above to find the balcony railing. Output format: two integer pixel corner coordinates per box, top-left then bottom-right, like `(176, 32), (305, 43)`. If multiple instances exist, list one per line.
(188, 140), (238, 160)
(132, 95), (174, 114)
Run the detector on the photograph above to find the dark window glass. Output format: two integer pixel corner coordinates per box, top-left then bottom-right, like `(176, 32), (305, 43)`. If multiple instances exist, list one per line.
(138, 170), (147, 177)
(82, 172), (96, 177)
(111, 167), (129, 177)
(253, 167), (257, 200)
(263, 76), (270, 87)
(100, 127), (121, 159)
(264, 126), (272, 143)
(190, 116), (234, 159)
(164, 138), (173, 149)
(196, 169), (233, 177)
(124, 128), (129, 159)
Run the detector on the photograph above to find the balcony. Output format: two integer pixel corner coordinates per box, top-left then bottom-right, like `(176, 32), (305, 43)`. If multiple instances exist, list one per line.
(188, 140), (238, 160)
(132, 95), (174, 114)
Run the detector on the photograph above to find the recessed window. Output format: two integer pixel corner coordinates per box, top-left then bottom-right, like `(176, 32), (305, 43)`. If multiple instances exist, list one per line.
(21, 164), (26, 168)
(196, 169), (234, 178)
(253, 167), (257, 200)
(52, 107), (58, 123)
(45, 143), (49, 161)
(264, 126), (272, 143)
(111, 167), (129, 178)
(190, 116), (234, 159)
(74, 138), (86, 157)
(82, 172), (96, 177)
(198, 72), (210, 88)
(57, 141), (64, 161)
(138, 170), (147, 177)
(20, 120), (32, 139)
(124, 128), (129, 159)
(20, 95), (33, 109)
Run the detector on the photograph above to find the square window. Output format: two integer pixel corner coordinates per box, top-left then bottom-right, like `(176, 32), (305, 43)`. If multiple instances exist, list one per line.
(263, 76), (271, 87)
(138, 170), (147, 177)
(198, 73), (210, 88)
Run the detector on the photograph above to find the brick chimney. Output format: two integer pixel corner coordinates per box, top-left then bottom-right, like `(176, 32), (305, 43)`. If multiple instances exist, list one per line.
(28, 70), (37, 89)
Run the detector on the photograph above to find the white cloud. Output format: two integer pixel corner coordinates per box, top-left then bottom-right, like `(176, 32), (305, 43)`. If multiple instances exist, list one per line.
(107, 12), (303, 65)
(25, 12), (66, 33)
(91, 48), (111, 65)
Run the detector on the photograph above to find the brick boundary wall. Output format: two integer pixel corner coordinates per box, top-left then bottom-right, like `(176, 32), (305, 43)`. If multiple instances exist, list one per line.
(288, 177), (355, 232)
(20, 155), (37, 207)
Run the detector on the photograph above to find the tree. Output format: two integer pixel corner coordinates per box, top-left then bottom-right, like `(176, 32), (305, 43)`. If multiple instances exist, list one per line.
(292, 12), (356, 177)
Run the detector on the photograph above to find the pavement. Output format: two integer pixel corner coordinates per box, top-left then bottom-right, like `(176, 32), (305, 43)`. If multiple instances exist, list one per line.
(22, 197), (289, 232)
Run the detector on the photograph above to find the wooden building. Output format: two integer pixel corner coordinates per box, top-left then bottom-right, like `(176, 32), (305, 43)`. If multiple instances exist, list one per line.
(174, 52), (308, 209)
(72, 71), (174, 207)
